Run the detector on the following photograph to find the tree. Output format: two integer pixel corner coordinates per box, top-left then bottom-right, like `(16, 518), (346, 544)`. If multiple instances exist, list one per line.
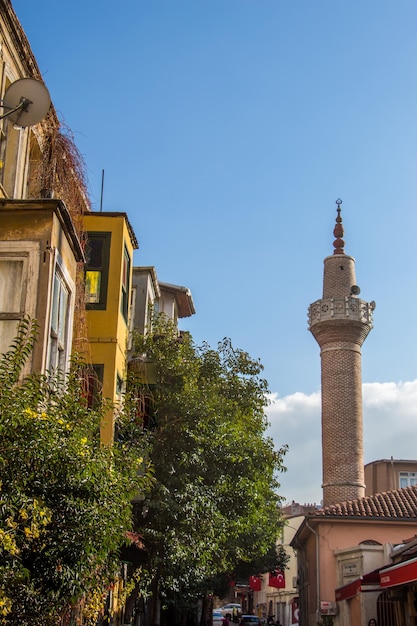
(129, 315), (288, 622)
(0, 318), (153, 626)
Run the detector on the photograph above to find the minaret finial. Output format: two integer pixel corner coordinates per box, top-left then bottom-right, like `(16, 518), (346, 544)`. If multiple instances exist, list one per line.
(333, 198), (345, 255)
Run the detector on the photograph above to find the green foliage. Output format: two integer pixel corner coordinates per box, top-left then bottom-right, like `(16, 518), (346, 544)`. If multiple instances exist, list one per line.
(130, 314), (288, 609)
(0, 318), (153, 626)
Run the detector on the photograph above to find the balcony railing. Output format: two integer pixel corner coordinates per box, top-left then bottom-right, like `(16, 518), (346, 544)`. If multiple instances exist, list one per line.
(308, 296), (374, 328)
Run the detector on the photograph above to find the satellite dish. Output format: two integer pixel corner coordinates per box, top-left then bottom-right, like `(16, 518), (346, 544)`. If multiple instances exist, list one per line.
(350, 285), (361, 295)
(0, 78), (51, 127)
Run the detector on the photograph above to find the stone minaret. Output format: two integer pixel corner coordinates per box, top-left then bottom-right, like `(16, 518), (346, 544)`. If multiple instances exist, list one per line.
(308, 200), (375, 506)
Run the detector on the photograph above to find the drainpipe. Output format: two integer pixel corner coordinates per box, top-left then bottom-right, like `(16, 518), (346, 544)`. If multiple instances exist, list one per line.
(306, 519), (320, 625)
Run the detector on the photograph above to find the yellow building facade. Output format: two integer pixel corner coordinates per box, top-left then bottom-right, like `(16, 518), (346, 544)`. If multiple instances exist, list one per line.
(84, 211), (138, 444)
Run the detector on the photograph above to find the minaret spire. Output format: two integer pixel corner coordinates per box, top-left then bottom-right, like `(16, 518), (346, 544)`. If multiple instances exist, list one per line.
(333, 198), (345, 254)
(308, 201), (375, 506)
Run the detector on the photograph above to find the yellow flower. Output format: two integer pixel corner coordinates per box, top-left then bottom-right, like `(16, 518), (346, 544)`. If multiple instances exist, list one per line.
(0, 591), (12, 618)
(0, 528), (20, 555)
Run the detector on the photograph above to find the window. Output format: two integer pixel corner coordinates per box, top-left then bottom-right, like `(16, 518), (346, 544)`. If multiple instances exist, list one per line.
(121, 245), (131, 322)
(48, 264), (72, 374)
(0, 257), (24, 353)
(85, 232), (111, 309)
(85, 364), (104, 409)
(0, 242), (40, 356)
(399, 472), (417, 488)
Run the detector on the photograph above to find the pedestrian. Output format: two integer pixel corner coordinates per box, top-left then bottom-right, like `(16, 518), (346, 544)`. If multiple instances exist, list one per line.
(222, 615), (230, 626)
(368, 619), (377, 626)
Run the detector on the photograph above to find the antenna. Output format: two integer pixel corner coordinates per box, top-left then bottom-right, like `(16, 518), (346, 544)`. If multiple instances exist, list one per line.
(0, 78), (51, 127)
(100, 169), (104, 212)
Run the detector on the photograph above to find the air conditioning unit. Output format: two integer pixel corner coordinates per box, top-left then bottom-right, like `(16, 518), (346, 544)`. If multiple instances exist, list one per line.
(320, 601), (338, 616)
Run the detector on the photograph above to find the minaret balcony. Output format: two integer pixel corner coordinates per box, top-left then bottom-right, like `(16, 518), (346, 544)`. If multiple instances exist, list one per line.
(308, 296), (374, 329)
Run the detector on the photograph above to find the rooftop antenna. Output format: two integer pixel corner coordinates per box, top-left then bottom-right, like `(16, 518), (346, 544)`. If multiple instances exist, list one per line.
(0, 78), (51, 127)
(100, 169), (104, 212)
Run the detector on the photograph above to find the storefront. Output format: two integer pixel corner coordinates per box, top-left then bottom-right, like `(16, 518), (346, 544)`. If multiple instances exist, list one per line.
(335, 557), (417, 626)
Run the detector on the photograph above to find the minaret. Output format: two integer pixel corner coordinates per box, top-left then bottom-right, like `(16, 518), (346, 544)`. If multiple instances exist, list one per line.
(308, 200), (375, 506)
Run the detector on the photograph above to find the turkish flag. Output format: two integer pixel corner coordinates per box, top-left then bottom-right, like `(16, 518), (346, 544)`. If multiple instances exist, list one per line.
(269, 571), (285, 588)
(249, 575), (262, 591)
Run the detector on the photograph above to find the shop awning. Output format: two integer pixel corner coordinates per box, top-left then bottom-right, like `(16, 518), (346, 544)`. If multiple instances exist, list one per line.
(379, 556), (417, 589)
(335, 579), (361, 601)
(335, 569), (382, 601)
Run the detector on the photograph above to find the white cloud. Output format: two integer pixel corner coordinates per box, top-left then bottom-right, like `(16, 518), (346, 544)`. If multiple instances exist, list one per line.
(266, 380), (417, 507)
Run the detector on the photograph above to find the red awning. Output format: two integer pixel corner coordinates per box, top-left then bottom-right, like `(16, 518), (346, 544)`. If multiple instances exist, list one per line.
(335, 568), (382, 602)
(336, 579), (361, 601)
(380, 557), (417, 589)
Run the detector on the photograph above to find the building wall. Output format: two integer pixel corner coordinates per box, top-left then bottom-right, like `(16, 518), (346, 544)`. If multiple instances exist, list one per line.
(269, 516), (302, 626)
(84, 213), (137, 444)
(131, 267), (160, 336)
(300, 519), (413, 626)
(334, 543), (388, 626)
(365, 459), (417, 496)
(0, 2), (54, 202)
(0, 200), (82, 375)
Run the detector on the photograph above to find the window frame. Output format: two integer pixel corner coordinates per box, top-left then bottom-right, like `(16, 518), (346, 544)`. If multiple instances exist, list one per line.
(46, 251), (74, 375)
(85, 232), (111, 310)
(0, 241), (39, 359)
(399, 471), (417, 489)
(121, 244), (131, 322)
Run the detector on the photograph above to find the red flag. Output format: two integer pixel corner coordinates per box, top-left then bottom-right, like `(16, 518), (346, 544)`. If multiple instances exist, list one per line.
(269, 571), (285, 588)
(249, 575), (262, 591)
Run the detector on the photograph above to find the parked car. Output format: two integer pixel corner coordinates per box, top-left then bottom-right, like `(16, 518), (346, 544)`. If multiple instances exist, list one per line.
(238, 616), (261, 626)
(213, 609), (224, 625)
(220, 603), (242, 618)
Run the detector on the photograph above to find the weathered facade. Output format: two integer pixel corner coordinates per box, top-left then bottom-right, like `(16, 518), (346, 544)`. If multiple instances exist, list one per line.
(0, 0), (91, 368)
(0, 198), (84, 375)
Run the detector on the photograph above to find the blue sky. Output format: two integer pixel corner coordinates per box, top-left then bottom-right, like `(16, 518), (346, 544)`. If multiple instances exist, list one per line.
(12, 1), (417, 505)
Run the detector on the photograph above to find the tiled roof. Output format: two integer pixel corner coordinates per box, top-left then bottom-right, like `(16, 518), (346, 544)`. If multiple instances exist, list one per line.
(312, 485), (417, 519)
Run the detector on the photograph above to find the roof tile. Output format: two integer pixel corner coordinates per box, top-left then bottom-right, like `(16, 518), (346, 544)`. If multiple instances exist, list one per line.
(313, 485), (417, 519)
